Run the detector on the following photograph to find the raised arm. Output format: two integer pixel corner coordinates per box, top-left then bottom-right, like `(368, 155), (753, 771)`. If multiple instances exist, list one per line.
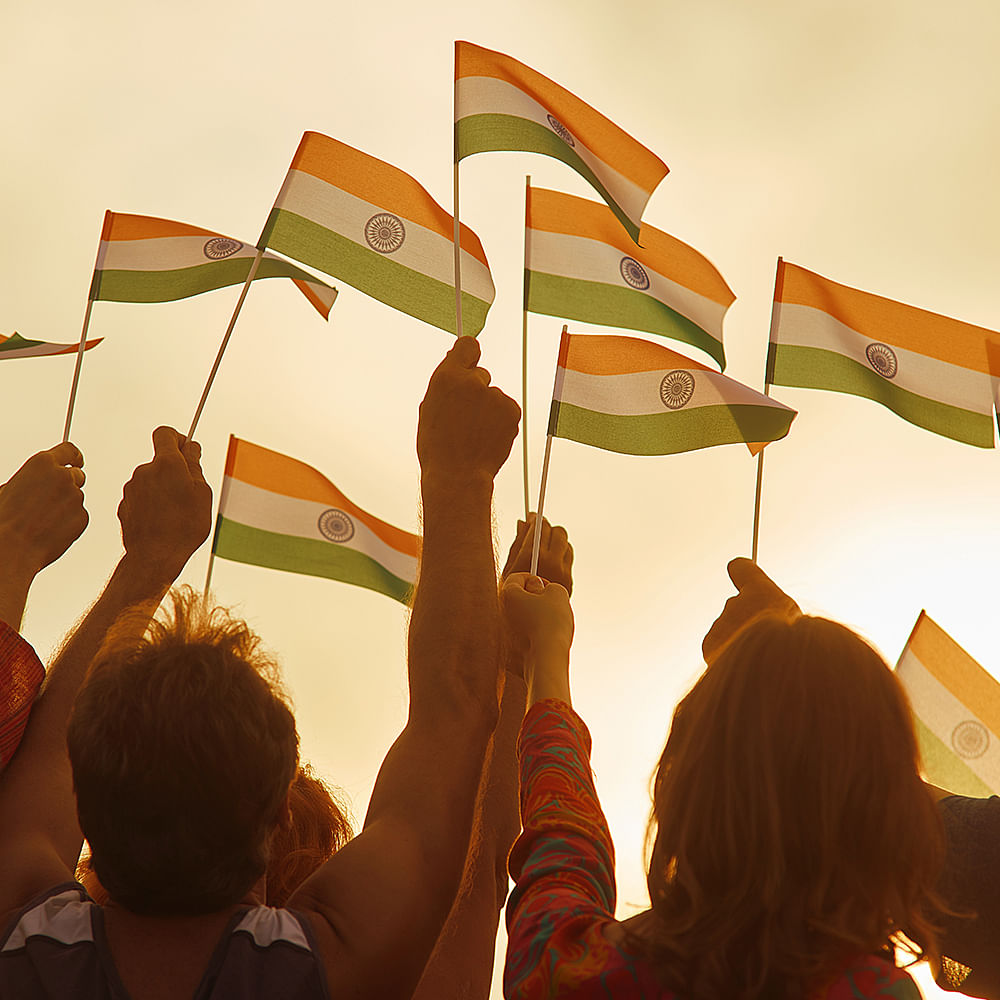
(411, 515), (574, 999)
(0, 427), (212, 916)
(291, 336), (520, 999)
(0, 441), (89, 631)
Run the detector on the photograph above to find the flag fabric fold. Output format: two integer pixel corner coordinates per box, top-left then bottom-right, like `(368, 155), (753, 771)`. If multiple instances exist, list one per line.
(259, 131), (495, 337)
(767, 260), (997, 448)
(525, 186), (733, 369)
(455, 41), (668, 243)
(90, 212), (337, 319)
(896, 611), (1000, 796)
(0, 332), (102, 360)
(548, 331), (796, 456)
(212, 436), (419, 605)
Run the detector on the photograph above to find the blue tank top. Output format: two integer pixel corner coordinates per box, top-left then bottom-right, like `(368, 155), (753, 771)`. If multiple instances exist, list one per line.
(0, 883), (331, 999)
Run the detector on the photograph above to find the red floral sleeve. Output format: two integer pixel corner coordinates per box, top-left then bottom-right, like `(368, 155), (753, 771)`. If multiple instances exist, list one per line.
(0, 620), (44, 768)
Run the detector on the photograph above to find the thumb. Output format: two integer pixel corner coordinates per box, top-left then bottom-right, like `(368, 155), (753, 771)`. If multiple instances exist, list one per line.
(727, 557), (777, 594)
(524, 575), (545, 594)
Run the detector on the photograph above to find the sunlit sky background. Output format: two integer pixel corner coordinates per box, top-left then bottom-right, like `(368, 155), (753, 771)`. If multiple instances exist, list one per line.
(5, 1), (999, 994)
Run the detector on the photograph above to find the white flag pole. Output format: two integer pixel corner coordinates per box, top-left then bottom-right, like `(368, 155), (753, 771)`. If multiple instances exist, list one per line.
(530, 324), (567, 576)
(452, 69), (466, 339)
(751, 257), (784, 563)
(521, 174), (532, 518)
(203, 534), (218, 596)
(185, 248), (264, 441)
(62, 224), (106, 442)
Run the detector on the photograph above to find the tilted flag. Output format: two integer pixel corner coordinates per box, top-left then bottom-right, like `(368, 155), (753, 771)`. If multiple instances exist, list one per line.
(90, 212), (337, 318)
(258, 131), (495, 337)
(767, 259), (997, 448)
(896, 612), (1000, 796)
(0, 332), (102, 360)
(455, 41), (668, 243)
(526, 186), (733, 370)
(213, 436), (419, 605)
(548, 331), (796, 456)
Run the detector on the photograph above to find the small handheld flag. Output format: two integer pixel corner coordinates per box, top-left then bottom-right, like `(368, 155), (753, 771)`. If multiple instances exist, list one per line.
(210, 436), (419, 605)
(896, 612), (1000, 796)
(0, 332), (102, 360)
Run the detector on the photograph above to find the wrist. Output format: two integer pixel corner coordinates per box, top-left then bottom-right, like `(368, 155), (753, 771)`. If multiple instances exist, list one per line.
(420, 469), (495, 504)
(523, 644), (571, 707)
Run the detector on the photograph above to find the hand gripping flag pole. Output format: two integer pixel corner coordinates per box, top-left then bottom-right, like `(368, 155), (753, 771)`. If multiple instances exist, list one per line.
(530, 324), (566, 576)
(751, 257), (784, 563)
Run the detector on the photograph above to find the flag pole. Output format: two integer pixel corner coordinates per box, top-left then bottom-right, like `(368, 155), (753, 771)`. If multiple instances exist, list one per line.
(530, 324), (566, 576)
(751, 257), (784, 563)
(452, 69), (465, 339)
(62, 297), (96, 442)
(185, 248), (264, 441)
(521, 174), (532, 518)
(62, 223), (107, 442)
(204, 542), (217, 596)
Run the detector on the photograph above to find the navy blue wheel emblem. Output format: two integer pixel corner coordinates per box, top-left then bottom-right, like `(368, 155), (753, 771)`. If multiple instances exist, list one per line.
(364, 214), (406, 254)
(318, 508), (355, 543)
(620, 256), (650, 290)
(203, 237), (243, 259)
(660, 371), (695, 409)
(546, 114), (575, 147)
(865, 343), (898, 379)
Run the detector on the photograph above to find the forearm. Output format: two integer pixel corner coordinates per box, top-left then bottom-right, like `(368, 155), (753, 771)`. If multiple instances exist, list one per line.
(0, 569), (32, 632)
(411, 672), (526, 999)
(409, 474), (501, 721)
(524, 641), (571, 708)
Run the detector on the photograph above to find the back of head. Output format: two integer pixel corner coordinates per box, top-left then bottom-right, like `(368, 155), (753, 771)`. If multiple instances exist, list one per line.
(67, 587), (299, 916)
(646, 613), (944, 999)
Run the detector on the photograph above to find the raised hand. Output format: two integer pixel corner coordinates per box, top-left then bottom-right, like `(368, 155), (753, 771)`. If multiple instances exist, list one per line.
(117, 426), (213, 580)
(501, 514), (574, 595)
(0, 442), (88, 576)
(701, 558), (801, 664)
(416, 337), (520, 487)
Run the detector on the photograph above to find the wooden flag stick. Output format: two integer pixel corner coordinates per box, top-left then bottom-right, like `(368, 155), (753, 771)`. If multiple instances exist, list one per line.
(452, 161), (465, 338)
(186, 248), (264, 441)
(521, 174), (532, 518)
(62, 296), (96, 442)
(530, 324), (566, 576)
(750, 256), (784, 563)
(203, 539), (217, 597)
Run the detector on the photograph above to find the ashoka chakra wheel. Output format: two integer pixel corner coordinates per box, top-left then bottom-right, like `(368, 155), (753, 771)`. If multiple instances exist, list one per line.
(660, 370), (696, 409)
(865, 342), (898, 379)
(951, 719), (989, 759)
(364, 213), (406, 254)
(546, 114), (576, 147)
(317, 508), (355, 543)
(620, 256), (650, 290)
(203, 237), (244, 259)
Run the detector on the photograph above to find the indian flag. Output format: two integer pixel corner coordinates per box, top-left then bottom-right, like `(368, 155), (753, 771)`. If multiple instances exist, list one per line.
(455, 41), (668, 243)
(258, 131), (495, 337)
(90, 212), (337, 319)
(768, 259), (997, 448)
(526, 186), (733, 370)
(213, 436), (419, 605)
(896, 612), (1000, 796)
(0, 332), (102, 360)
(549, 331), (796, 456)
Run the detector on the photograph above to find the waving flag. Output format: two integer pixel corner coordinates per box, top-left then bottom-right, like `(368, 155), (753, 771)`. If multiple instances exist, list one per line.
(896, 612), (1000, 796)
(549, 331), (795, 456)
(455, 41), (667, 243)
(767, 260), (996, 447)
(0, 332), (102, 360)
(90, 212), (337, 318)
(526, 186), (733, 369)
(212, 437), (419, 605)
(259, 131), (495, 336)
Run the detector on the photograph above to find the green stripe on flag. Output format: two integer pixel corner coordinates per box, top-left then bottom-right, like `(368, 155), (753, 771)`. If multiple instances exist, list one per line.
(913, 716), (994, 797)
(261, 210), (490, 336)
(0, 333), (46, 352)
(526, 270), (726, 369)
(93, 257), (319, 304)
(215, 518), (413, 605)
(768, 344), (995, 448)
(553, 401), (793, 456)
(456, 114), (640, 242)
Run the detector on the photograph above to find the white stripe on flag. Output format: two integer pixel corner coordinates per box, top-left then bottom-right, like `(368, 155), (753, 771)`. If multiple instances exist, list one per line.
(221, 478), (418, 583)
(456, 75), (648, 226)
(98, 236), (259, 271)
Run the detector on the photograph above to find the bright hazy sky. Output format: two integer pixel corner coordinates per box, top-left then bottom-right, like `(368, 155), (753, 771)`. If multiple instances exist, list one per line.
(5, 1), (999, 994)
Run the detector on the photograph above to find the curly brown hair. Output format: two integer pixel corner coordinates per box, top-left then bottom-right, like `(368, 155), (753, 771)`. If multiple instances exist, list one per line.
(642, 614), (945, 999)
(67, 586), (299, 916)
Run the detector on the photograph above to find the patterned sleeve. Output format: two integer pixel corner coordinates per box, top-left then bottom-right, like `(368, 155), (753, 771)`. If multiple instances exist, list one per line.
(504, 699), (638, 999)
(0, 621), (44, 769)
